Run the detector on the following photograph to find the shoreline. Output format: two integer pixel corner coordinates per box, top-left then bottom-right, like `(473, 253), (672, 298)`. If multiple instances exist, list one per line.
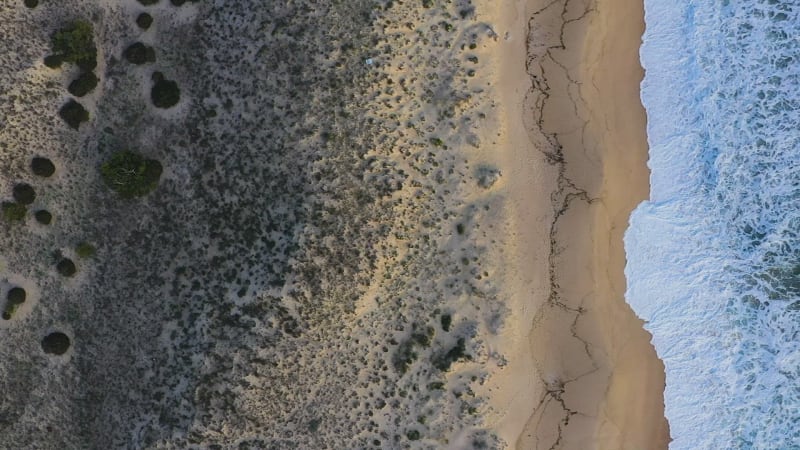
(484, 0), (670, 447)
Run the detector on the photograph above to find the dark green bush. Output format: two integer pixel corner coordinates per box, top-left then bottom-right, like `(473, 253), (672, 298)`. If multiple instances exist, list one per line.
(43, 54), (63, 69)
(2, 202), (26, 221)
(56, 258), (76, 277)
(31, 157), (56, 177)
(24, 0), (38, 8)
(151, 78), (180, 108)
(100, 150), (163, 198)
(124, 42), (156, 65)
(41, 332), (71, 355)
(51, 21), (97, 70)
(136, 13), (153, 29)
(35, 210), (52, 224)
(2, 287), (26, 320)
(137, 0), (159, 4)
(7, 288), (26, 305)
(68, 71), (99, 97)
(59, 100), (89, 129)
(12, 183), (36, 205)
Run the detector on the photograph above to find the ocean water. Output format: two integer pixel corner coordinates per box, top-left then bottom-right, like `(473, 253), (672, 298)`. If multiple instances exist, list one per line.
(626, 0), (800, 448)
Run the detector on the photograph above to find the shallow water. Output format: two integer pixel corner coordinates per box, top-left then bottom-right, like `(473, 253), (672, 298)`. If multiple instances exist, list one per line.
(627, 0), (800, 448)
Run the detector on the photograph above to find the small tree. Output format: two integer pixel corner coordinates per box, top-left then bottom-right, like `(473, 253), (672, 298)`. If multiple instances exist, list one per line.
(100, 150), (163, 198)
(51, 20), (97, 70)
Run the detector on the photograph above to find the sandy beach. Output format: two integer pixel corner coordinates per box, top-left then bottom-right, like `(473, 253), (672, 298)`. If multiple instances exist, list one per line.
(482, 0), (671, 447)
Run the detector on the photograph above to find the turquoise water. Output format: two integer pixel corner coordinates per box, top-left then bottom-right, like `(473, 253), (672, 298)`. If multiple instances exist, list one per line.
(627, 0), (800, 448)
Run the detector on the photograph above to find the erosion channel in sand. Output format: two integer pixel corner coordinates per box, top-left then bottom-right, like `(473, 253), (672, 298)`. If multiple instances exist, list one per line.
(484, 0), (671, 448)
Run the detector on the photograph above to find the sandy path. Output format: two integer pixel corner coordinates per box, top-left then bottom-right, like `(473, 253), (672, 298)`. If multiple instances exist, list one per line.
(481, 0), (671, 448)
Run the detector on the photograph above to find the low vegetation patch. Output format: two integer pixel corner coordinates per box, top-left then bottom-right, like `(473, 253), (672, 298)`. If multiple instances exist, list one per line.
(76, 242), (96, 258)
(2, 202), (26, 222)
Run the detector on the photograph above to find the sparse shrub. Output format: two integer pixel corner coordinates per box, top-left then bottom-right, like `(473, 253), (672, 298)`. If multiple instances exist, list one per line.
(2, 202), (26, 221)
(392, 340), (417, 374)
(41, 332), (71, 355)
(151, 77), (180, 108)
(59, 100), (89, 129)
(51, 20), (97, 70)
(35, 209), (52, 224)
(68, 71), (99, 97)
(12, 183), (35, 205)
(100, 150), (163, 198)
(57, 258), (76, 277)
(136, 13), (153, 30)
(440, 313), (452, 331)
(75, 242), (96, 258)
(406, 430), (421, 441)
(432, 337), (470, 371)
(31, 157), (56, 177)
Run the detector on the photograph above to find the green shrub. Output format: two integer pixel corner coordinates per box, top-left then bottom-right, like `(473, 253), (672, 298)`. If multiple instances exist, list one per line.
(56, 258), (76, 277)
(2, 287), (26, 320)
(34, 210), (52, 225)
(136, 13), (153, 29)
(124, 42), (156, 65)
(100, 150), (163, 198)
(2, 202), (26, 221)
(151, 78), (180, 108)
(68, 71), (99, 97)
(59, 100), (89, 129)
(41, 332), (71, 355)
(12, 183), (36, 205)
(51, 20), (97, 70)
(43, 54), (63, 69)
(32, 157), (56, 177)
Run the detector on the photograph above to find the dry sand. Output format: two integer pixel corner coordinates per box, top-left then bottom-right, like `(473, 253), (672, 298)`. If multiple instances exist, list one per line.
(478, 0), (671, 448)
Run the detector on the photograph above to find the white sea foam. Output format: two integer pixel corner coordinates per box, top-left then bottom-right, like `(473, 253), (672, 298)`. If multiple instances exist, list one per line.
(628, 0), (800, 448)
